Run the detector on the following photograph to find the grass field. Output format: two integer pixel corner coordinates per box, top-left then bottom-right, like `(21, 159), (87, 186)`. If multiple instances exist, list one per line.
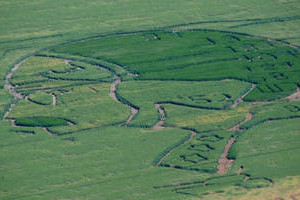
(1, 1), (300, 200)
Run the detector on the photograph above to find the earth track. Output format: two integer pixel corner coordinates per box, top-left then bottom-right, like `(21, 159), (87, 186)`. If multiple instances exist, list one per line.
(109, 76), (139, 125)
(156, 130), (197, 167)
(217, 112), (253, 174)
(110, 76), (121, 102)
(217, 136), (236, 174)
(229, 113), (253, 132)
(232, 84), (256, 108)
(51, 93), (57, 106)
(287, 88), (300, 101)
(4, 59), (26, 100)
(42, 127), (55, 136)
(3, 59), (27, 122)
(153, 103), (166, 130)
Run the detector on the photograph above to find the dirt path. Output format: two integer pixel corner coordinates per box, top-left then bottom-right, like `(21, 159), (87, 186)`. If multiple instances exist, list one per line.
(125, 107), (138, 123)
(3, 59), (27, 121)
(3, 103), (15, 121)
(109, 76), (139, 125)
(42, 127), (55, 136)
(217, 136), (236, 174)
(229, 113), (253, 132)
(153, 104), (166, 130)
(4, 59), (27, 100)
(51, 93), (57, 106)
(287, 88), (300, 101)
(110, 76), (121, 102)
(152, 103), (197, 166)
(217, 113), (253, 174)
(156, 130), (197, 167)
(232, 84), (256, 108)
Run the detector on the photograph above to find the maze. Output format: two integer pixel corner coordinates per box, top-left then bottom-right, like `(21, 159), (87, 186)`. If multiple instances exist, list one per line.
(3, 29), (300, 198)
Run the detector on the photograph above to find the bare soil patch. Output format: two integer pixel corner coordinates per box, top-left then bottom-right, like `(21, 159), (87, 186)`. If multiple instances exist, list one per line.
(217, 136), (236, 174)
(217, 112), (253, 174)
(287, 88), (300, 101)
(4, 59), (27, 100)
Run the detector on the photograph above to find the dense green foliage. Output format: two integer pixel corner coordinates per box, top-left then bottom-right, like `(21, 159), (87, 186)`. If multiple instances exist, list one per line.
(50, 30), (300, 101)
(14, 117), (68, 127)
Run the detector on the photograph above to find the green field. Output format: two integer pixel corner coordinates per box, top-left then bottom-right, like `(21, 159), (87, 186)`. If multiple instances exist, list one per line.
(1, 1), (300, 200)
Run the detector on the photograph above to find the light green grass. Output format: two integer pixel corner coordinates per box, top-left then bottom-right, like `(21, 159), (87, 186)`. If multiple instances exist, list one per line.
(229, 118), (300, 178)
(0, 126), (207, 200)
(164, 104), (250, 132)
(118, 80), (250, 127)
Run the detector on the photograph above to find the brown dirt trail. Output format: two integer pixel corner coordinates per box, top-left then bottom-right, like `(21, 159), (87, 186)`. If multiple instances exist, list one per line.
(51, 93), (57, 106)
(156, 129), (197, 167)
(232, 84), (256, 108)
(217, 112), (253, 174)
(153, 103), (166, 130)
(109, 76), (139, 125)
(3, 59), (27, 122)
(217, 136), (236, 174)
(287, 88), (300, 101)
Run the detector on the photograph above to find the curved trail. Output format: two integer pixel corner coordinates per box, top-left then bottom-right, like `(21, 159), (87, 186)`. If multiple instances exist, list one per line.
(156, 130), (197, 167)
(232, 84), (256, 108)
(110, 76), (121, 102)
(109, 76), (139, 125)
(3, 59), (27, 123)
(42, 127), (55, 136)
(217, 136), (236, 174)
(4, 59), (26, 100)
(153, 103), (166, 130)
(217, 113), (253, 174)
(229, 113), (253, 132)
(51, 93), (57, 106)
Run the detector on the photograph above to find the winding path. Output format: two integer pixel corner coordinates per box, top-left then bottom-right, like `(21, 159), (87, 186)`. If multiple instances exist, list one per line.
(109, 76), (139, 125)
(51, 93), (57, 106)
(156, 129), (197, 167)
(153, 103), (166, 130)
(287, 88), (300, 101)
(232, 84), (256, 108)
(4, 60), (26, 100)
(217, 136), (236, 174)
(3, 59), (27, 122)
(217, 112), (253, 174)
